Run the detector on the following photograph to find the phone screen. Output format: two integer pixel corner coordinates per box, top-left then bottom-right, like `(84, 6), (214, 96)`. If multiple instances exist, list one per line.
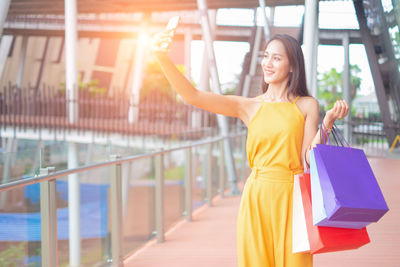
(166, 16), (180, 32)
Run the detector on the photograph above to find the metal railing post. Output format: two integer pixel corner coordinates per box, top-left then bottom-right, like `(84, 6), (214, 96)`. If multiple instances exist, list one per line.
(40, 166), (57, 267)
(110, 155), (123, 266)
(185, 147), (192, 221)
(155, 150), (165, 243)
(206, 143), (212, 206)
(219, 139), (225, 198)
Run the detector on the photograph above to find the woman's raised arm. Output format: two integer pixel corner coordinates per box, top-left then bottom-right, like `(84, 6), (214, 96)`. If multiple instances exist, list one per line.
(152, 30), (249, 122)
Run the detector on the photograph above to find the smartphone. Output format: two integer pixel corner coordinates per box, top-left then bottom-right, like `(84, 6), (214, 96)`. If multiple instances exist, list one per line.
(165, 15), (180, 36)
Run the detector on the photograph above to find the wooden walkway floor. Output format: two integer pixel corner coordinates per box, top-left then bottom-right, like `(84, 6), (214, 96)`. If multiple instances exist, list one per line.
(124, 157), (400, 267)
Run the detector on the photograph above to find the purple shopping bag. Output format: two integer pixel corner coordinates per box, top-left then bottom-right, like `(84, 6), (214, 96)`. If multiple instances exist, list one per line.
(313, 143), (389, 226)
(310, 149), (370, 229)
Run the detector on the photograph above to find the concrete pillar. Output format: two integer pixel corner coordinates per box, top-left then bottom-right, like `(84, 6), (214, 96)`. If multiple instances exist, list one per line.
(303, 0), (319, 97)
(65, 0), (78, 123)
(0, 0), (11, 81)
(199, 9), (217, 93)
(311, 19), (319, 97)
(270, 7), (275, 25)
(0, 35), (12, 81)
(197, 0), (239, 194)
(16, 36), (28, 88)
(65, 1), (80, 265)
(343, 32), (352, 143)
(68, 142), (80, 266)
(128, 27), (146, 124)
(0, 0), (11, 38)
(198, 10), (216, 127)
(258, 0), (271, 41)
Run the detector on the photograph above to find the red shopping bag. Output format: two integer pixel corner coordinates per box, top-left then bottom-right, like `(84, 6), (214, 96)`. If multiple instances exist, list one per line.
(299, 172), (370, 254)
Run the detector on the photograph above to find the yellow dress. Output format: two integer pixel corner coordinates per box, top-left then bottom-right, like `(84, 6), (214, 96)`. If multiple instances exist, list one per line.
(237, 96), (313, 267)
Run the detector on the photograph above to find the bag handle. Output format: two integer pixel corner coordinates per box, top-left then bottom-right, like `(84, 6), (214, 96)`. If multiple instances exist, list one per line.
(332, 125), (350, 147)
(320, 122), (333, 145)
(308, 123), (351, 171)
(308, 124), (332, 170)
(320, 122), (350, 147)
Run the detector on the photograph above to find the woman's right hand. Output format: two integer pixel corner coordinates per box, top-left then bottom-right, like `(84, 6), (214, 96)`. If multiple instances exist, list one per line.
(151, 29), (175, 53)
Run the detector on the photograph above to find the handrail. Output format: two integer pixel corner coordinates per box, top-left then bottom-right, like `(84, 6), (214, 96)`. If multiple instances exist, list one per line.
(0, 132), (246, 193)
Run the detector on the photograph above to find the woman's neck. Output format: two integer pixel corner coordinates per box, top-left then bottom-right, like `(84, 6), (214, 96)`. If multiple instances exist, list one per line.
(264, 83), (289, 102)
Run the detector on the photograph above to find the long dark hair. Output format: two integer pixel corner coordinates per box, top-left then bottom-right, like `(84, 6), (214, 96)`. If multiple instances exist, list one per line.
(261, 34), (310, 98)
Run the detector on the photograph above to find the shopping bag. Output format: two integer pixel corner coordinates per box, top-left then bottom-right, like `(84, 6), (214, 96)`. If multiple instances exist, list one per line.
(310, 124), (389, 228)
(299, 172), (370, 254)
(292, 174), (310, 253)
(310, 149), (372, 228)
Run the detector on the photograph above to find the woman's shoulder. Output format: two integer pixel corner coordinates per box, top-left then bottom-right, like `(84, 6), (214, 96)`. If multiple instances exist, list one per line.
(297, 96), (318, 106)
(296, 96), (319, 116)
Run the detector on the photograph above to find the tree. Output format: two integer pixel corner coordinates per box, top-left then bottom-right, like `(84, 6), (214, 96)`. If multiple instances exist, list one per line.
(141, 60), (176, 101)
(317, 64), (362, 111)
(390, 29), (400, 66)
(140, 60), (190, 103)
(59, 74), (107, 97)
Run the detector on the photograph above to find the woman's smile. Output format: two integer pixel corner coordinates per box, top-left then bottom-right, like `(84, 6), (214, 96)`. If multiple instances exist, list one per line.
(264, 68), (275, 75)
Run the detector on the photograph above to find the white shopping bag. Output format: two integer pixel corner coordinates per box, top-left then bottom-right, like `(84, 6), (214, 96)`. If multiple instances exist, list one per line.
(292, 174), (310, 253)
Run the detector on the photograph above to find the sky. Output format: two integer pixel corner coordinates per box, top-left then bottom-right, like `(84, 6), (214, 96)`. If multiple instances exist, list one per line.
(189, 1), (394, 96)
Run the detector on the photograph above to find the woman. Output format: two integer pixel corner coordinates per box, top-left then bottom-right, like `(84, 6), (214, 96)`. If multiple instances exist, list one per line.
(152, 30), (349, 267)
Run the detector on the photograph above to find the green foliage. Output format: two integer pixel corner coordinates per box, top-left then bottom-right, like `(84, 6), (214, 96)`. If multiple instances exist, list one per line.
(390, 28), (400, 66)
(59, 74), (107, 96)
(317, 68), (343, 110)
(317, 64), (362, 111)
(223, 86), (238, 95)
(78, 78), (107, 96)
(144, 165), (184, 181)
(141, 60), (175, 100)
(140, 60), (198, 105)
(0, 243), (26, 266)
(164, 166), (184, 180)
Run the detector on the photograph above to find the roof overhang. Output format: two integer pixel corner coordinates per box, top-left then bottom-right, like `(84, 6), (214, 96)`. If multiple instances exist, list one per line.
(8, 0), (305, 15)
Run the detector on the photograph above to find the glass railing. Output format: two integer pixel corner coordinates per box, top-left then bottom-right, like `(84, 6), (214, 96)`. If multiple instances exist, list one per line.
(0, 132), (247, 266)
(0, 127), (220, 183)
(0, 185), (41, 266)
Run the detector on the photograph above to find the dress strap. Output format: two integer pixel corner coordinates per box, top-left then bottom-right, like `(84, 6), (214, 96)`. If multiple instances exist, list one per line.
(257, 95), (265, 103)
(292, 96), (300, 104)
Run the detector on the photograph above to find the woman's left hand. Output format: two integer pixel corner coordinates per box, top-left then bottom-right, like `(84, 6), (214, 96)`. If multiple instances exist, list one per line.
(324, 99), (350, 125)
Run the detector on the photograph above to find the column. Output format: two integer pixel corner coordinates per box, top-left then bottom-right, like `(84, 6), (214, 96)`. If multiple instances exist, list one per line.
(0, 0), (11, 38)
(65, 0), (78, 123)
(303, 0), (319, 97)
(258, 0), (271, 41)
(128, 26), (146, 124)
(65, 0), (80, 265)
(16, 36), (28, 88)
(343, 32), (352, 142)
